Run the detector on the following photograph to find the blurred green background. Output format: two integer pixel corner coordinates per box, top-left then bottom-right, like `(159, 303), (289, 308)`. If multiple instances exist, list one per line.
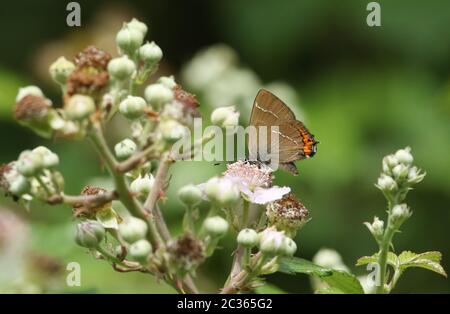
(0, 0), (449, 293)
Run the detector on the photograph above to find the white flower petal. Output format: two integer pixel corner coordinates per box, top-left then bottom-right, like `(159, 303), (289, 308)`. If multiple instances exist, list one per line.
(244, 186), (290, 205)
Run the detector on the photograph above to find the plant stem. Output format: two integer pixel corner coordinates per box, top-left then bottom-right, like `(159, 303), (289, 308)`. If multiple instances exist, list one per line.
(376, 201), (397, 294)
(89, 122), (163, 247)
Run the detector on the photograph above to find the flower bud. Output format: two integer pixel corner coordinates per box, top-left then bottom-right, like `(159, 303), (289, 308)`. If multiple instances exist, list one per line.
(394, 147), (413, 166)
(130, 174), (155, 196)
(392, 163), (409, 180)
(211, 106), (240, 128)
(49, 57), (75, 85)
(376, 174), (397, 192)
(204, 177), (240, 207)
(65, 94), (96, 120)
(258, 228), (286, 255)
(32, 146), (59, 169)
(203, 216), (229, 238)
(159, 119), (188, 142)
(144, 83), (174, 107)
(157, 76), (177, 89)
(118, 216), (148, 244)
(118, 96), (147, 119)
(16, 150), (44, 177)
(364, 216), (384, 241)
(178, 184), (202, 207)
(407, 166), (426, 184)
(107, 55), (136, 80)
(9, 175), (31, 196)
(114, 138), (137, 161)
(129, 239), (152, 263)
(128, 18), (148, 37)
(237, 228), (258, 248)
(312, 248), (349, 272)
(390, 203), (411, 226)
(16, 86), (44, 102)
(382, 155), (398, 173)
(139, 41), (163, 64)
(75, 220), (105, 248)
(116, 24), (144, 55)
(281, 237), (297, 256)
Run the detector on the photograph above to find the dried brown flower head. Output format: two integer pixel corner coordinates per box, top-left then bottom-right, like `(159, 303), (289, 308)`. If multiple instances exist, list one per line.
(73, 185), (110, 217)
(74, 46), (111, 70)
(266, 193), (309, 234)
(167, 233), (204, 274)
(14, 95), (51, 122)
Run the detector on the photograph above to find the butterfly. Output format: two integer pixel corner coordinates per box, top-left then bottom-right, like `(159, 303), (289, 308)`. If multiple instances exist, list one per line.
(248, 89), (318, 175)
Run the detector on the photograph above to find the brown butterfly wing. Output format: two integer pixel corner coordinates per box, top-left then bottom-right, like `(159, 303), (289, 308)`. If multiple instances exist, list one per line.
(250, 89), (296, 127)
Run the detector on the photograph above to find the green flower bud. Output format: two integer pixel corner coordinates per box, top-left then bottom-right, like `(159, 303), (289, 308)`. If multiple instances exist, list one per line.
(139, 41), (163, 64)
(107, 56), (136, 80)
(32, 146), (59, 169)
(157, 76), (177, 89)
(390, 203), (411, 226)
(203, 216), (229, 238)
(114, 138), (137, 161)
(258, 228), (285, 256)
(16, 150), (44, 177)
(237, 228), (258, 248)
(130, 174), (155, 196)
(119, 96), (147, 119)
(116, 24), (144, 55)
(49, 57), (75, 85)
(281, 237), (297, 256)
(376, 174), (397, 192)
(204, 177), (240, 207)
(118, 216), (148, 244)
(392, 163), (409, 180)
(129, 239), (152, 263)
(16, 86), (44, 102)
(364, 216), (384, 243)
(128, 18), (148, 37)
(159, 119), (188, 142)
(178, 184), (202, 207)
(75, 220), (105, 248)
(144, 83), (174, 107)
(65, 94), (96, 120)
(394, 147), (413, 166)
(407, 166), (426, 185)
(211, 106), (240, 128)
(9, 175), (31, 196)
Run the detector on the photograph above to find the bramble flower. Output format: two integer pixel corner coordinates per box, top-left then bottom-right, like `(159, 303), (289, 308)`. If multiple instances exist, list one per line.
(266, 193), (309, 235)
(364, 216), (384, 243)
(108, 55), (136, 81)
(376, 174), (397, 192)
(130, 174), (155, 196)
(145, 83), (174, 108)
(223, 160), (290, 205)
(65, 94), (96, 120)
(211, 106), (240, 129)
(0, 162), (30, 196)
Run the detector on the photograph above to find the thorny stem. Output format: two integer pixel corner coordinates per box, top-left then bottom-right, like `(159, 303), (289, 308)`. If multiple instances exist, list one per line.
(46, 191), (118, 207)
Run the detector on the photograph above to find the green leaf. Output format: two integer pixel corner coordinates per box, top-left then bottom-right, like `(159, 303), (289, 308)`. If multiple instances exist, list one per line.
(356, 252), (398, 267)
(398, 251), (447, 277)
(315, 287), (345, 294)
(254, 283), (286, 294)
(279, 257), (364, 294)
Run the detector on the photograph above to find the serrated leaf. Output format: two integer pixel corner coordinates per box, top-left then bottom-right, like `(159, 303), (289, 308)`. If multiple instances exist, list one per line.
(356, 252), (398, 267)
(398, 251), (447, 277)
(279, 257), (364, 294)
